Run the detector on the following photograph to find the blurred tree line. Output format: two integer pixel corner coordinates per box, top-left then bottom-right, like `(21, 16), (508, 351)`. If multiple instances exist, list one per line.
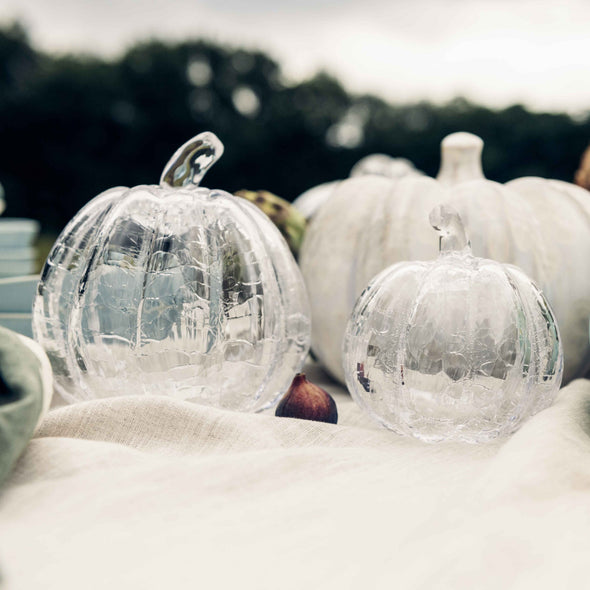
(0, 22), (589, 234)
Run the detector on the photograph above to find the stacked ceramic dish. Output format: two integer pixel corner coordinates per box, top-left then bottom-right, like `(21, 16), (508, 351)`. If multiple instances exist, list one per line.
(0, 218), (41, 338)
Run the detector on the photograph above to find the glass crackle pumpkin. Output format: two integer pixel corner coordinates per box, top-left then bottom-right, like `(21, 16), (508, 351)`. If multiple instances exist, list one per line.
(33, 132), (311, 411)
(343, 204), (563, 443)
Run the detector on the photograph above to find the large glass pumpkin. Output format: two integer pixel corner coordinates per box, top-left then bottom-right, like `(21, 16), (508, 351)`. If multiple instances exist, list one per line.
(343, 205), (563, 443)
(33, 132), (311, 411)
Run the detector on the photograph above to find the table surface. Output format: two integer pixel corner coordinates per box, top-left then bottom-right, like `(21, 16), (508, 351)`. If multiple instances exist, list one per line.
(1, 361), (590, 590)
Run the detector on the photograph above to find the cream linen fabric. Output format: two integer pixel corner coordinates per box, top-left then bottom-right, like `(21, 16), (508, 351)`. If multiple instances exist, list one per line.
(1, 362), (590, 590)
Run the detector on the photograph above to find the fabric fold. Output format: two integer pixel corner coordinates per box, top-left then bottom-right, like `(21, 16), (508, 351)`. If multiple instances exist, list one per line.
(1, 366), (589, 590)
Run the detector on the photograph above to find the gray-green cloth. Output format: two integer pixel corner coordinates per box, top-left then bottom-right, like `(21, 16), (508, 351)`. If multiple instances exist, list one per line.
(0, 326), (44, 485)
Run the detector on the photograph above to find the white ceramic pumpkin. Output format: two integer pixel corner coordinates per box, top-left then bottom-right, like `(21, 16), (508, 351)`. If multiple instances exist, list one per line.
(300, 132), (589, 384)
(349, 154), (421, 179)
(291, 181), (339, 222)
(293, 154), (422, 220)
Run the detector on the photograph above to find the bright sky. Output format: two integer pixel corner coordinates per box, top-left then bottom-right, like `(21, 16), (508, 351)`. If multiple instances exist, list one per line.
(2, 0), (589, 114)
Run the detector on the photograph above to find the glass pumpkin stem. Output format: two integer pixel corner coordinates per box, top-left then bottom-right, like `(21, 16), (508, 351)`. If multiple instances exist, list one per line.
(160, 132), (224, 188)
(436, 132), (485, 187)
(429, 204), (471, 254)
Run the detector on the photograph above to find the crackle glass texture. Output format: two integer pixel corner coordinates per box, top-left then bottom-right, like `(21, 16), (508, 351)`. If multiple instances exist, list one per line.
(343, 253), (563, 443)
(33, 185), (310, 412)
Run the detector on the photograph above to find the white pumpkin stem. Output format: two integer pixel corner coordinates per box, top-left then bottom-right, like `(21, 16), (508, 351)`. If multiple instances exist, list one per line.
(429, 204), (471, 254)
(436, 132), (485, 187)
(160, 132), (224, 188)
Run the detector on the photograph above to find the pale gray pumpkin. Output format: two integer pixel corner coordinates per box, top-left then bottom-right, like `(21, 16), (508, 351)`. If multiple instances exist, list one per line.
(301, 175), (447, 381)
(506, 177), (590, 379)
(445, 136), (590, 381)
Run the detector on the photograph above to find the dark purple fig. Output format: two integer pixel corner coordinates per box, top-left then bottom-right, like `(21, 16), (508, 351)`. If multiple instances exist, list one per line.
(275, 373), (338, 424)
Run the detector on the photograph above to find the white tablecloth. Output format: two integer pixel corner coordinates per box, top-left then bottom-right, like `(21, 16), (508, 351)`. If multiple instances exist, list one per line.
(1, 362), (590, 589)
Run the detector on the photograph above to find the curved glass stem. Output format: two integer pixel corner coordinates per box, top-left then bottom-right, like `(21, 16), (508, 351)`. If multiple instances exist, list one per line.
(160, 132), (224, 188)
(429, 204), (471, 254)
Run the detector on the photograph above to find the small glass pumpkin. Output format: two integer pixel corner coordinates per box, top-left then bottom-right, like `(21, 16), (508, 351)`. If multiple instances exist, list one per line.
(33, 132), (311, 411)
(343, 205), (563, 443)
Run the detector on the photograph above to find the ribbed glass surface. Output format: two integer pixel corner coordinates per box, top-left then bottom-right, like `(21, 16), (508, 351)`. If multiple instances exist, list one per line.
(343, 208), (563, 443)
(33, 185), (310, 412)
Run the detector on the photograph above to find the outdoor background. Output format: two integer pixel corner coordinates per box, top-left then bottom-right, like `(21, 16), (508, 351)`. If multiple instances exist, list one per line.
(0, 0), (589, 241)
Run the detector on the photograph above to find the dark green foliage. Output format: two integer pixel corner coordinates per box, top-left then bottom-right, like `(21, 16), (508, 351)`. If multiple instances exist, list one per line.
(0, 22), (588, 234)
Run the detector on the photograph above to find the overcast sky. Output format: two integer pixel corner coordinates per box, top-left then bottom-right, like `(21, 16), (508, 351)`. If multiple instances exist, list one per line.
(1, 0), (589, 114)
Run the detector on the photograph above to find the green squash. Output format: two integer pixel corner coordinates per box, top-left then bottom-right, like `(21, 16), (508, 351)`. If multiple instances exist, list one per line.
(234, 190), (307, 259)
